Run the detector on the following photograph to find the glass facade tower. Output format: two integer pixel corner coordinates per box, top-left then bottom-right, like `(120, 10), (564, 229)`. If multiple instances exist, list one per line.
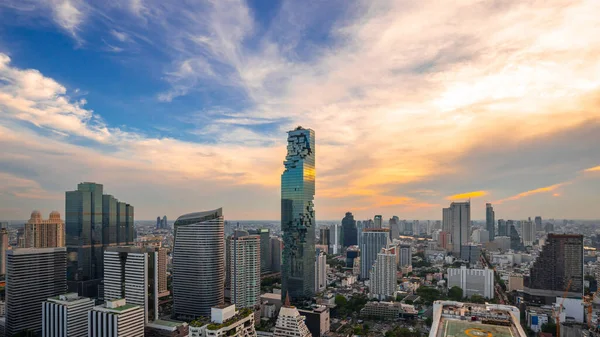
(281, 127), (316, 302)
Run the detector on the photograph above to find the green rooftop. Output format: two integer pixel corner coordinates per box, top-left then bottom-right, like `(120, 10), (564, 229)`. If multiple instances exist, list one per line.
(153, 320), (185, 328)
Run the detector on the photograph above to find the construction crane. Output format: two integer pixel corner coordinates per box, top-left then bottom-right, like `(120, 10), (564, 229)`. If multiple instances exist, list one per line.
(554, 279), (572, 337)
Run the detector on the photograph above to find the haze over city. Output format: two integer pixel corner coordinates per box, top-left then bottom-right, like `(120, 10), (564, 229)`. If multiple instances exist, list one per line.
(1, 0), (600, 221)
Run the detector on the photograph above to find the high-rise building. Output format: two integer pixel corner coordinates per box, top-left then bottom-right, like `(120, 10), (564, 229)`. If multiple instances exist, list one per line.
(281, 126), (316, 303)
(535, 216), (542, 232)
(0, 225), (8, 275)
(486, 203), (495, 241)
(88, 298), (144, 337)
(66, 182), (133, 298)
(525, 234), (584, 304)
(443, 202), (471, 254)
(6, 247), (67, 336)
(346, 246), (360, 268)
(356, 221), (364, 250)
(369, 247), (397, 300)
(497, 219), (507, 236)
(257, 228), (272, 275)
(460, 244), (482, 265)
(104, 246), (167, 323)
(447, 266), (494, 299)
(545, 222), (554, 233)
(173, 208), (224, 319)
(273, 296), (311, 337)
(341, 212), (357, 247)
(399, 244), (412, 267)
(331, 223), (342, 254)
(156, 216), (161, 229)
(374, 215), (383, 229)
(509, 223), (524, 251)
(315, 250), (327, 293)
(522, 220), (535, 246)
(360, 229), (390, 279)
(42, 293), (95, 337)
(227, 232), (261, 309)
(389, 216), (400, 240)
(271, 237), (283, 272)
(319, 227), (330, 248)
(24, 210), (65, 248)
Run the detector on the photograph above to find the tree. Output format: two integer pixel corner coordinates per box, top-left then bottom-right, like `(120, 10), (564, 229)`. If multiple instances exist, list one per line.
(335, 295), (348, 307)
(541, 321), (557, 335)
(470, 294), (486, 304)
(425, 317), (433, 326)
(448, 286), (463, 301)
(417, 287), (443, 305)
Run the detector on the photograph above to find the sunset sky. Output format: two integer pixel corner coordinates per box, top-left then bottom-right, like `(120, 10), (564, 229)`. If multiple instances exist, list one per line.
(0, 0), (599, 221)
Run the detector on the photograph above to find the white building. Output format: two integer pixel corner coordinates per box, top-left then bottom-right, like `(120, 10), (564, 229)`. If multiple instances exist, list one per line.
(227, 233), (261, 309)
(370, 248), (397, 300)
(447, 266), (494, 299)
(189, 304), (256, 337)
(399, 244), (412, 267)
(88, 299), (144, 337)
(522, 220), (535, 246)
(273, 297), (311, 337)
(443, 202), (471, 254)
(360, 229), (390, 279)
(42, 293), (95, 337)
(472, 229), (489, 244)
(315, 251), (328, 292)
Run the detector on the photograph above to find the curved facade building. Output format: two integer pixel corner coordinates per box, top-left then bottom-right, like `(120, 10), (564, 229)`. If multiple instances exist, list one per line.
(173, 208), (224, 320)
(281, 127), (316, 302)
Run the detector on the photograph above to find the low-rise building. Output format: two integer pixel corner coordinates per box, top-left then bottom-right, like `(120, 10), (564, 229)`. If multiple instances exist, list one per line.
(189, 304), (257, 337)
(447, 266), (494, 299)
(88, 299), (144, 337)
(42, 293), (95, 337)
(298, 306), (330, 337)
(145, 320), (189, 337)
(360, 301), (417, 320)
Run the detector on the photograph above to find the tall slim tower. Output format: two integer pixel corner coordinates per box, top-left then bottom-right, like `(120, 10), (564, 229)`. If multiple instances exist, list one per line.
(0, 224), (9, 276)
(281, 126), (316, 302)
(341, 212), (357, 247)
(227, 232), (261, 309)
(360, 229), (390, 279)
(369, 247), (397, 300)
(486, 203), (495, 241)
(172, 208), (225, 319)
(374, 215), (383, 229)
(443, 202), (471, 254)
(522, 219), (535, 246)
(256, 228), (272, 275)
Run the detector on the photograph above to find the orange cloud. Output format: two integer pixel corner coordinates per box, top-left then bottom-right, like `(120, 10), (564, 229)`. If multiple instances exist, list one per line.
(495, 183), (566, 204)
(584, 166), (600, 172)
(446, 190), (488, 201)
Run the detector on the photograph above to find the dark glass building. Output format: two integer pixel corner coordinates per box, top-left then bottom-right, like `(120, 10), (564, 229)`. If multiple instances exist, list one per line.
(486, 203), (495, 241)
(66, 182), (133, 298)
(281, 127), (316, 302)
(525, 234), (583, 304)
(342, 212), (357, 247)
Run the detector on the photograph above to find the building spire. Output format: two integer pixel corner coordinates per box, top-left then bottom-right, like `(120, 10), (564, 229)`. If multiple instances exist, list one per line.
(284, 291), (291, 307)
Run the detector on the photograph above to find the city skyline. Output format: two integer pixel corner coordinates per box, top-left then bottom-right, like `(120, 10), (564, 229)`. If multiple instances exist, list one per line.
(1, 1), (600, 221)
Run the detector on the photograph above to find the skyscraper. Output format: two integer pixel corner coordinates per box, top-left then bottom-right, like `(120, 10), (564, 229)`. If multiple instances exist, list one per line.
(156, 216), (161, 229)
(25, 210), (65, 248)
(341, 212), (357, 247)
(389, 216), (400, 240)
(360, 229), (390, 279)
(399, 244), (412, 267)
(522, 219), (535, 246)
(315, 250), (327, 293)
(509, 223), (524, 251)
(369, 247), (397, 300)
(65, 182), (133, 297)
(271, 237), (283, 272)
(256, 228), (272, 275)
(443, 202), (471, 254)
(535, 216), (542, 231)
(497, 219), (507, 236)
(525, 234), (583, 304)
(0, 225), (8, 276)
(172, 208), (224, 319)
(104, 246), (167, 323)
(486, 203), (495, 241)
(319, 227), (330, 247)
(374, 215), (383, 229)
(6, 247), (67, 336)
(227, 232), (261, 309)
(281, 126), (316, 302)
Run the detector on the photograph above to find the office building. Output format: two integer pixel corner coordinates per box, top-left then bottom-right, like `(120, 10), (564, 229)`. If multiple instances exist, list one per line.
(374, 215), (383, 229)
(509, 223), (524, 251)
(486, 203), (495, 241)
(360, 229), (390, 279)
(346, 246), (360, 268)
(6, 247), (67, 336)
(297, 306), (330, 337)
(429, 301), (527, 337)
(459, 244), (481, 265)
(497, 219), (507, 237)
(273, 296), (311, 337)
(399, 244), (412, 267)
(356, 221), (364, 251)
(330, 223), (342, 254)
(271, 237), (282, 272)
(315, 250), (327, 293)
(104, 246), (168, 323)
(319, 227), (330, 247)
(369, 247), (397, 300)
(88, 299), (144, 337)
(42, 293), (95, 337)
(522, 220), (535, 246)
(447, 266), (494, 299)
(172, 209), (224, 319)
(438, 231), (451, 251)
(227, 232), (261, 309)
(524, 234), (584, 304)
(24, 210), (65, 248)
(443, 202), (471, 254)
(0, 226), (8, 275)
(389, 216), (400, 240)
(545, 222), (554, 233)
(145, 320), (189, 337)
(535, 216), (542, 231)
(255, 228), (271, 275)
(66, 182), (133, 298)
(341, 212), (357, 247)
(156, 215), (169, 230)
(188, 304), (256, 337)
(281, 127), (316, 303)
